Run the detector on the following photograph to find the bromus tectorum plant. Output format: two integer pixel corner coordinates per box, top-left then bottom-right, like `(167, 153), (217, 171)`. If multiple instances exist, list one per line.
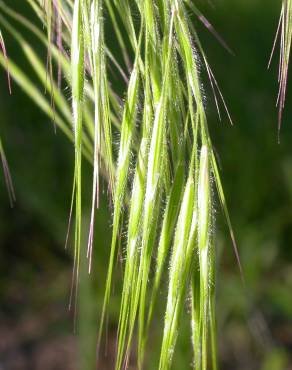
(0, 1), (243, 369)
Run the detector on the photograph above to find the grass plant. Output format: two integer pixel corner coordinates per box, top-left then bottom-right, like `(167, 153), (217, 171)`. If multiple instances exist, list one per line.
(1, 1), (289, 369)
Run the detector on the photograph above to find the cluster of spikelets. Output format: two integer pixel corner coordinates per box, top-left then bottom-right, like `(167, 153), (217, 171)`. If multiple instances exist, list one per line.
(0, 1), (243, 369)
(0, 1), (291, 369)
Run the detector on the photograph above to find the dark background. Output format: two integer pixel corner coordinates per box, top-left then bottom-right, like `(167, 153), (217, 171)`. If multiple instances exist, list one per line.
(0, 0), (291, 369)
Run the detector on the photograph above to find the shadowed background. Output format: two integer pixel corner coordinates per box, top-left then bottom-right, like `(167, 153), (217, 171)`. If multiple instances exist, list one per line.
(0, 0), (291, 369)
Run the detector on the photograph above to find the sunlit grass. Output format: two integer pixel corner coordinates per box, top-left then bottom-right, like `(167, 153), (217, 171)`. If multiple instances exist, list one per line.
(0, 1), (247, 368)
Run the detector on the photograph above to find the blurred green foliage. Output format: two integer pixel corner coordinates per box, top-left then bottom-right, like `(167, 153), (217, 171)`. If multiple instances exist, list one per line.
(0, 0), (291, 369)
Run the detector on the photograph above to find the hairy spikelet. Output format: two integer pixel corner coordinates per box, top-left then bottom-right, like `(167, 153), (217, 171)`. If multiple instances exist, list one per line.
(159, 160), (197, 370)
(87, 0), (114, 271)
(70, 0), (84, 308)
(0, 1), (242, 369)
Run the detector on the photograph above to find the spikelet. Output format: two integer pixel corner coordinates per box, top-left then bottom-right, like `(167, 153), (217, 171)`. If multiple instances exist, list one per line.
(70, 0), (84, 308)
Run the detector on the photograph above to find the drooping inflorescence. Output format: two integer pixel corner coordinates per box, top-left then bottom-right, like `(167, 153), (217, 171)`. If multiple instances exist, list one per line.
(0, 1), (239, 369)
